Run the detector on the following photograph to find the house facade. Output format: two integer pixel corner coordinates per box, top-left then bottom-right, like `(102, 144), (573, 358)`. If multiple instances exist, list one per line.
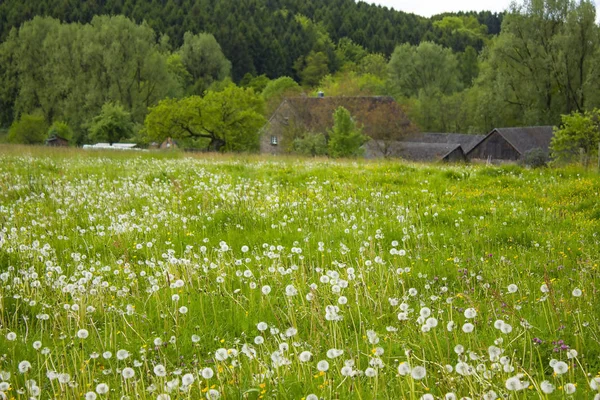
(467, 126), (554, 161)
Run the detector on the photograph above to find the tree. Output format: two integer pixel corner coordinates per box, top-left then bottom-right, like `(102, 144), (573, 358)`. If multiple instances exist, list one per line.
(387, 42), (461, 98)
(551, 109), (600, 166)
(7, 113), (48, 144)
(88, 103), (134, 145)
(144, 85), (265, 152)
(178, 32), (231, 95)
(295, 51), (330, 87)
(327, 106), (368, 158)
(262, 77), (303, 116)
(292, 133), (328, 157)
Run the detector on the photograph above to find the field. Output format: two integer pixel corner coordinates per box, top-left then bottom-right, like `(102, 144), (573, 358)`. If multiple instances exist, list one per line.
(0, 146), (599, 400)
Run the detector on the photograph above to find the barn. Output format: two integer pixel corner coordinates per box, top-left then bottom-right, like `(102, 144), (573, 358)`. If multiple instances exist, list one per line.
(467, 126), (554, 161)
(364, 141), (467, 162)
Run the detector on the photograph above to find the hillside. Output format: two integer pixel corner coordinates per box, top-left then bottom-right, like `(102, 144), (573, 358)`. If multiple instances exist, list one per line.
(0, 0), (502, 81)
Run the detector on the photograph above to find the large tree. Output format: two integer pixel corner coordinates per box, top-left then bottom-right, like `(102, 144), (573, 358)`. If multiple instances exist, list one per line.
(144, 85), (266, 152)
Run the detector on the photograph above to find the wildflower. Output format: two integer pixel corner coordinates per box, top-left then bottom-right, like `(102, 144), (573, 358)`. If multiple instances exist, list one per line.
(95, 383), (109, 394)
(215, 348), (228, 361)
(590, 377), (600, 390)
(564, 383), (576, 394)
(254, 336), (264, 345)
(299, 351), (312, 362)
(420, 394), (434, 400)
(191, 335), (200, 343)
(410, 366), (426, 380)
(182, 373), (194, 386)
(201, 367), (214, 379)
(572, 288), (582, 297)
(317, 360), (329, 372)
(154, 364), (167, 377)
(398, 363), (411, 376)
(306, 395), (318, 400)
(6, 332), (16, 341)
(116, 349), (129, 360)
(122, 368), (135, 379)
(32, 341), (42, 350)
(553, 361), (568, 375)
(156, 395), (171, 400)
(567, 349), (578, 359)
(507, 284), (518, 293)
(77, 329), (89, 339)
(179, 306), (188, 314)
(18, 360), (31, 373)
(541, 284), (549, 293)
(365, 367), (377, 377)
(326, 349), (343, 359)
(103, 351), (112, 359)
(285, 285), (298, 296)
(462, 323), (474, 333)
(464, 308), (477, 318)
(445, 394), (457, 400)
(261, 285), (271, 295)
(257, 322), (268, 331)
(85, 392), (97, 400)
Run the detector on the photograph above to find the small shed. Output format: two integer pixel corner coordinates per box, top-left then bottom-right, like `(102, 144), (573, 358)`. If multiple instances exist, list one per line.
(365, 140), (466, 162)
(467, 126), (554, 161)
(46, 135), (69, 147)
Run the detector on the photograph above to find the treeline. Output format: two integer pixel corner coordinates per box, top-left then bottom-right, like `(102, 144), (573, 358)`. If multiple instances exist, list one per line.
(0, 0), (502, 81)
(1, 0), (599, 161)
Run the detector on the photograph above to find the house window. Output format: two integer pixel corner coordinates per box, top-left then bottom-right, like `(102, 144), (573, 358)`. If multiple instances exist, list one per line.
(271, 136), (278, 145)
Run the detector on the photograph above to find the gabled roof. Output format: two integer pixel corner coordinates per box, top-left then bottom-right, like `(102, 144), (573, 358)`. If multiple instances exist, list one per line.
(366, 140), (464, 161)
(468, 126), (554, 156)
(403, 132), (485, 154)
(272, 96), (411, 138)
(46, 135), (69, 142)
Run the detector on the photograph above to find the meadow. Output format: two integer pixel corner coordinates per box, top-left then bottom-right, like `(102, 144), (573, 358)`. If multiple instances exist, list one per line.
(0, 146), (599, 399)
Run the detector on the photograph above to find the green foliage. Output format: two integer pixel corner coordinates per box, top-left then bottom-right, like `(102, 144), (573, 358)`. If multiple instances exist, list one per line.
(144, 85), (266, 152)
(178, 32), (231, 95)
(48, 121), (73, 142)
(317, 71), (386, 97)
(551, 109), (600, 166)
(521, 148), (549, 168)
(292, 133), (328, 156)
(240, 74), (271, 93)
(7, 113), (48, 144)
(88, 103), (134, 145)
(295, 51), (330, 87)
(327, 106), (368, 158)
(387, 42), (461, 98)
(262, 77), (303, 116)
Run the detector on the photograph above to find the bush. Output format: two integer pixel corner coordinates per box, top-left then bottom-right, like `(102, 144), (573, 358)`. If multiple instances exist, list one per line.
(7, 113), (48, 144)
(522, 148), (548, 168)
(292, 133), (328, 157)
(327, 106), (368, 158)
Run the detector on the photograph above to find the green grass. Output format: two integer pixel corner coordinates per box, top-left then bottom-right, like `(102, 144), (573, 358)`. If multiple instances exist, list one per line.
(0, 146), (599, 399)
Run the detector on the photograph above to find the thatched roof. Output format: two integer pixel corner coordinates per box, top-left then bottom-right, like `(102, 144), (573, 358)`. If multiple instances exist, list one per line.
(365, 140), (464, 161)
(476, 126), (554, 155)
(403, 133), (485, 153)
(275, 96), (411, 138)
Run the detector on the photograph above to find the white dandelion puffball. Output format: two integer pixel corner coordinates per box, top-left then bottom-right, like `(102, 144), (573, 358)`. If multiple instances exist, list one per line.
(182, 373), (194, 386)
(500, 323), (513, 334)
(464, 308), (477, 319)
(85, 392), (97, 400)
(254, 336), (264, 345)
(299, 351), (312, 362)
(398, 362), (411, 376)
(306, 395), (318, 400)
(201, 367), (214, 379)
(462, 323), (475, 333)
(6, 332), (16, 341)
(179, 306), (188, 314)
(261, 285), (271, 295)
(326, 348), (343, 359)
(215, 348), (228, 361)
(507, 284), (518, 293)
(590, 377), (600, 390)
(116, 349), (129, 360)
(154, 364), (167, 377)
(564, 383), (576, 394)
(553, 361), (568, 375)
(206, 389), (220, 400)
(541, 284), (549, 293)
(365, 367), (377, 377)
(410, 366), (426, 380)
(257, 322), (268, 331)
(95, 383), (109, 394)
(77, 329), (89, 339)
(18, 360), (31, 373)
(122, 368), (135, 379)
(317, 360), (329, 372)
(572, 288), (582, 297)
(541, 381), (555, 394)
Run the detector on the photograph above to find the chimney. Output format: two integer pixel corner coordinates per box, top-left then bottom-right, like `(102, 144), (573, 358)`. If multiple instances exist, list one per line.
(317, 91), (324, 98)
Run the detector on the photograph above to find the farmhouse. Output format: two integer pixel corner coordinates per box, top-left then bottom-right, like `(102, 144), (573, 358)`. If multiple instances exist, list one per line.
(260, 96), (412, 155)
(467, 126), (554, 161)
(46, 135), (69, 147)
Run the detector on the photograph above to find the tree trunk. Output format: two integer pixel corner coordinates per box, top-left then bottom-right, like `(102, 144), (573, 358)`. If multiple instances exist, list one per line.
(207, 137), (226, 152)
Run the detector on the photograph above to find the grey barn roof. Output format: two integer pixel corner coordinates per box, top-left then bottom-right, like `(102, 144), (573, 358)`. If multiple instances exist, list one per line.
(470, 126), (554, 156)
(365, 140), (464, 161)
(403, 132), (485, 154)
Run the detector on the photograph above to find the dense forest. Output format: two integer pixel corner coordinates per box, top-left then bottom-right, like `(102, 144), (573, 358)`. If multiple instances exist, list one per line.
(0, 0), (598, 154)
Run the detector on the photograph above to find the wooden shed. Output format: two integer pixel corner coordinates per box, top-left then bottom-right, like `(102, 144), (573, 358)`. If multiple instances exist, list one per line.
(46, 135), (69, 147)
(467, 126), (554, 161)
